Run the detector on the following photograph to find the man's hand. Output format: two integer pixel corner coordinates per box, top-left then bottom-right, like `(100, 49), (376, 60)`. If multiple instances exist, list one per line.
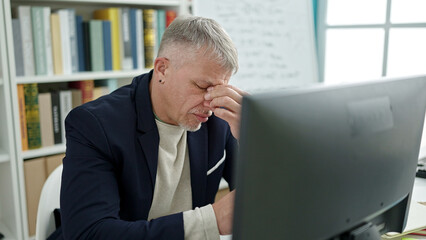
(204, 85), (247, 140)
(212, 190), (235, 235)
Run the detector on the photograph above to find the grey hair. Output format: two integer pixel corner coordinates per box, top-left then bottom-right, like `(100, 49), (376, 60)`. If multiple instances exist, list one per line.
(158, 15), (238, 74)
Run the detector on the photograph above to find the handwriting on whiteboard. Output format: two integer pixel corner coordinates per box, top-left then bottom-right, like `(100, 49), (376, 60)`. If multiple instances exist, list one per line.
(193, 0), (318, 92)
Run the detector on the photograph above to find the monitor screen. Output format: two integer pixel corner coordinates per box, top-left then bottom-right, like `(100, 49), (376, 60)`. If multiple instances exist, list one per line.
(232, 76), (426, 240)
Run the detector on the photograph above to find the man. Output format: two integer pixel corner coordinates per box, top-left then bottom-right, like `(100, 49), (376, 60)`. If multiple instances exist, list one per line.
(60, 15), (245, 239)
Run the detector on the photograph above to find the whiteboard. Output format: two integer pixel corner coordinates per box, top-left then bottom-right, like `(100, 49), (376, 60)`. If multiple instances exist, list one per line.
(193, 0), (318, 92)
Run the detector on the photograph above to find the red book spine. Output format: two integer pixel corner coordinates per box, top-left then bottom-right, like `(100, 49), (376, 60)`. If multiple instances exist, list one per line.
(166, 10), (177, 27)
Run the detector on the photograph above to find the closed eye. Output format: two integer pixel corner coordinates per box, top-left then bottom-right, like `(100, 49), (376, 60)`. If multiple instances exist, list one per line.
(195, 83), (208, 90)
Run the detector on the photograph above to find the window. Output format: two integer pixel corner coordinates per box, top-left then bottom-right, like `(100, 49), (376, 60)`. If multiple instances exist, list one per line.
(317, 0), (426, 83)
(317, 0), (426, 155)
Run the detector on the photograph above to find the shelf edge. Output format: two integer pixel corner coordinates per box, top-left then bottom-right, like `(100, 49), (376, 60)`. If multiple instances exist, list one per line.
(15, 69), (150, 84)
(21, 144), (66, 159)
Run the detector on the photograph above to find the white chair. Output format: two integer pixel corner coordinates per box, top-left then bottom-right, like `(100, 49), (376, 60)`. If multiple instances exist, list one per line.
(36, 164), (63, 240)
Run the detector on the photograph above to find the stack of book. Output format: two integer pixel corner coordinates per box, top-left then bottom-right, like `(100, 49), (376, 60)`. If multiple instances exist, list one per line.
(12, 6), (177, 76)
(18, 80), (116, 150)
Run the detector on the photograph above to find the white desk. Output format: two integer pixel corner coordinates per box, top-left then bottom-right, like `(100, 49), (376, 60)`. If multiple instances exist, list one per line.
(413, 177), (426, 202)
(221, 178), (426, 240)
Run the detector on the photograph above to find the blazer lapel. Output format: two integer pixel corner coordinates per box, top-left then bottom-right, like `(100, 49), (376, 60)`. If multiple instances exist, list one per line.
(135, 71), (159, 188)
(188, 124), (208, 208)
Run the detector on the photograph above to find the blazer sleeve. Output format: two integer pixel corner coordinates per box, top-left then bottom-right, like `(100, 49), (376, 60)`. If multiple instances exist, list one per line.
(222, 129), (238, 190)
(60, 106), (184, 240)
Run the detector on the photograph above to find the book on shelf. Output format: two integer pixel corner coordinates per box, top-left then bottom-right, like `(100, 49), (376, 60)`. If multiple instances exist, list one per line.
(143, 9), (156, 69)
(68, 9), (79, 73)
(50, 13), (63, 75)
(88, 20), (105, 71)
(129, 8), (138, 70)
(12, 19), (25, 77)
(45, 153), (64, 176)
(24, 83), (41, 149)
(157, 9), (166, 50)
(103, 21), (113, 71)
(82, 22), (92, 71)
(16, 6), (35, 76)
(43, 7), (54, 76)
(24, 157), (47, 236)
(31, 7), (48, 76)
(50, 91), (62, 145)
(135, 9), (145, 70)
(93, 86), (109, 100)
(76, 15), (86, 72)
(59, 90), (73, 144)
(38, 92), (54, 147)
(17, 84), (29, 150)
(93, 8), (121, 71)
(23, 154), (63, 236)
(71, 89), (82, 109)
(69, 80), (94, 104)
(57, 9), (72, 75)
(120, 8), (133, 70)
(166, 10), (177, 27)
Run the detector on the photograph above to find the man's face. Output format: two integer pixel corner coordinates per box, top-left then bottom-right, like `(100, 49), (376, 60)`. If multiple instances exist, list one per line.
(162, 54), (231, 131)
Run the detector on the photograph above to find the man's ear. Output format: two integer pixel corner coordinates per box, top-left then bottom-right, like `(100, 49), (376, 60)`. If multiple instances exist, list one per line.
(154, 57), (169, 79)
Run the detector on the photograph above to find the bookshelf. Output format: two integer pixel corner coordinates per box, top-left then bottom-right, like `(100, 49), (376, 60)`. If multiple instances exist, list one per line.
(1, 0), (186, 239)
(0, 151), (9, 163)
(0, 222), (14, 240)
(0, 1), (23, 240)
(16, 69), (150, 84)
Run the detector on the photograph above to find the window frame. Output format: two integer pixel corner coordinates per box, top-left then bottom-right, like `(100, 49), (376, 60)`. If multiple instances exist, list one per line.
(316, 0), (426, 82)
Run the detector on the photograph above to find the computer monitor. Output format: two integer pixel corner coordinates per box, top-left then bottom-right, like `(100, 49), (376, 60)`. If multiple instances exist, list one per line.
(232, 76), (426, 240)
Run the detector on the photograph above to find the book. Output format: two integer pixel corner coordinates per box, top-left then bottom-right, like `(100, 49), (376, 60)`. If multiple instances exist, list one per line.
(411, 228), (426, 236)
(17, 6), (35, 76)
(38, 92), (54, 147)
(93, 8), (121, 70)
(69, 80), (94, 104)
(75, 15), (85, 72)
(89, 20), (104, 71)
(31, 6), (47, 76)
(93, 86), (109, 100)
(135, 9), (145, 70)
(17, 84), (28, 150)
(57, 9), (72, 74)
(82, 22), (91, 71)
(68, 9), (79, 73)
(59, 90), (72, 144)
(157, 9), (166, 49)
(166, 10), (177, 27)
(24, 83), (41, 149)
(71, 89), (82, 108)
(120, 8), (133, 70)
(50, 91), (62, 144)
(45, 153), (64, 176)
(152, 10), (159, 59)
(129, 8), (138, 69)
(50, 13), (63, 75)
(43, 7), (54, 76)
(102, 21), (112, 71)
(23, 157), (47, 236)
(12, 19), (25, 77)
(143, 9), (156, 69)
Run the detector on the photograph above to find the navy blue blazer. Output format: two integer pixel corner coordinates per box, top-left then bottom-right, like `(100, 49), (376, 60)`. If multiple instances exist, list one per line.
(60, 71), (238, 240)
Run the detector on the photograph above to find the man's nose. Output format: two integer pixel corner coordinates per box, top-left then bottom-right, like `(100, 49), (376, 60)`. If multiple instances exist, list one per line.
(203, 99), (212, 109)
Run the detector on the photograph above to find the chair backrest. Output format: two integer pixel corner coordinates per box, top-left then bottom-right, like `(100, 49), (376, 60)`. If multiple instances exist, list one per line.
(36, 164), (63, 240)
